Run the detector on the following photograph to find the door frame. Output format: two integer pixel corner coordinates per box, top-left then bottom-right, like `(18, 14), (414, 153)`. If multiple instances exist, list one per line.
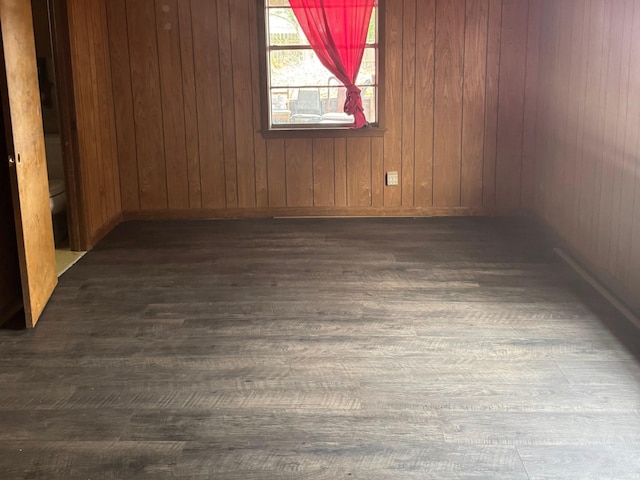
(46, 0), (87, 251)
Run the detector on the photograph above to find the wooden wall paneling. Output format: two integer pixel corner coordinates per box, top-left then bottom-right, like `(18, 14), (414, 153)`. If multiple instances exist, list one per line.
(616, 1), (640, 284)
(229, 0), (256, 208)
(482, 0), (502, 208)
(433, 0), (465, 207)
(347, 138), (372, 207)
(266, 139), (286, 207)
(371, 137), (384, 207)
(556, 1), (584, 239)
(551, 0), (574, 232)
(68, 0), (101, 234)
(125, 0), (167, 210)
(531, 0), (551, 215)
(177, 0), (202, 208)
(533, 0), (640, 313)
(312, 139), (335, 207)
(248, 0), (268, 208)
(592, 1), (619, 264)
(78, 2), (104, 232)
(95, 0), (122, 221)
(567, 0), (591, 243)
(605, 0), (634, 274)
(520, 0), (541, 210)
(334, 138), (347, 207)
(413, 0), (435, 207)
(461, 0), (488, 207)
(155, 0), (189, 210)
(587, 2), (613, 258)
(102, 0), (540, 219)
(106, 0), (140, 212)
(401, 0), (416, 207)
(629, 125), (640, 295)
(191, 0), (225, 208)
(382, 0), (403, 207)
(216, 0), (238, 208)
(85, 0), (110, 227)
(52, 0), (123, 248)
(542, 0), (569, 228)
(576, 0), (606, 255)
(285, 139), (313, 207)
(496, 0), (529, 211)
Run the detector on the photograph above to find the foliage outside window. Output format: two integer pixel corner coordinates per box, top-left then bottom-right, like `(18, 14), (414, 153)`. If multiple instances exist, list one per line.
(264, 0), (379, 130)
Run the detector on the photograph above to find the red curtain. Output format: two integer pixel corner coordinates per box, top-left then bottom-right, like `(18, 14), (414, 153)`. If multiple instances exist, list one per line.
(288, 0), (375, 129)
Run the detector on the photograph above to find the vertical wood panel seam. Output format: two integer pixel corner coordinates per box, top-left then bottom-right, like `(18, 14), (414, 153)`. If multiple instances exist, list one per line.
(610, 0), (634, 271)
(370, 138), (373, 204)
(412, 0), (417, 207)
(572, 0), (589, 238)
(629, 107), (640, 286)
(188, 0), (204, 206)
(265, 140), (271, 206)
(399, 0), (404, 205)
(492, 0), (504, 208)
(481, 0), (491, 206)
(228, 0), (240, 207)
(431, 0), (437, 205)
(586, 1), (608, 252)
(108, 0), (141, 209)
(624, 3), (640, 286)
(594, 2), (618, 262)
(312, 140), (317, 207)
(151, 0), (170, 206)
(346, 139), (349, 206)
(87, 0), (107, 225)
(459, 0), (468, 206)
(175, 0), (191, 205)
(248, 0), (259, 204)
(333, 139), (337, 207)
(214, 1), (228, 208)
(518, 0), (532, 210)
(573, 0), (592, 243)
(284, 140), (289, 206)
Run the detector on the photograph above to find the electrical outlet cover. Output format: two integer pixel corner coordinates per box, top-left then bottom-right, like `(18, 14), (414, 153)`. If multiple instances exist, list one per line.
(386, 171), (399, 186)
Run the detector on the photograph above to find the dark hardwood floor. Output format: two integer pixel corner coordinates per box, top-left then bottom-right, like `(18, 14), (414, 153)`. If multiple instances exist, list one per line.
(1, 217), (639, 479)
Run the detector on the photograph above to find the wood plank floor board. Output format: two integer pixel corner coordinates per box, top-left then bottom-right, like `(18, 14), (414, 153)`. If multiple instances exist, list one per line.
(439, 411), (640, 446)
(361, 383), (640, 414)
(557, 359), (640, 385)
(0, 217), (639, 479)
(173, 443), (529, 480)
(517, 445), (640, 480)
(0, 441), (185, 480)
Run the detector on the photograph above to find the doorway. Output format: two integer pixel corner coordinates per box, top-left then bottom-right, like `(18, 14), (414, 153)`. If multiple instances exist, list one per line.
(31, 0), (84, 275)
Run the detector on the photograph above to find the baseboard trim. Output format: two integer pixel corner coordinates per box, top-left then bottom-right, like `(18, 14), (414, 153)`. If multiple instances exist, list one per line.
(123, 206), (514, 221)
(555, 248), (640, 330)
(533, 215), (639, 329)
(81, 212), (123, 251)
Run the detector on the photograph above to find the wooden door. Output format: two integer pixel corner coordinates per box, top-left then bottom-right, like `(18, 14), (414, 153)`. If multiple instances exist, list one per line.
(0, 0), (57, 328)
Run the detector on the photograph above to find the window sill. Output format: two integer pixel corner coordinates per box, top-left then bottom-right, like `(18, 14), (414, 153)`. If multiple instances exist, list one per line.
(260, 126), (386, 139)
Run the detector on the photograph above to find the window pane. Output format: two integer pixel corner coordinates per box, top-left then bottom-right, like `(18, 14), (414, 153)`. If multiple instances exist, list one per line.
(270, 86), (377, 126)
(270, 48), (377, 88)
(265, 2), (378, 128)
(268, 8), (309, 46)
(367, 9), (377, 44)
(268, 7), (377, 47)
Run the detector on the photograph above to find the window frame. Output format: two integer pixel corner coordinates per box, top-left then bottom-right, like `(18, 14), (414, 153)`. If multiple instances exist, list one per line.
(257, 0), (385, 139)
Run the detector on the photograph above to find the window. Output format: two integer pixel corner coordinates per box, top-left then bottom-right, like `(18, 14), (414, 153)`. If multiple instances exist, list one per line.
(262, 0), (380, 131)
